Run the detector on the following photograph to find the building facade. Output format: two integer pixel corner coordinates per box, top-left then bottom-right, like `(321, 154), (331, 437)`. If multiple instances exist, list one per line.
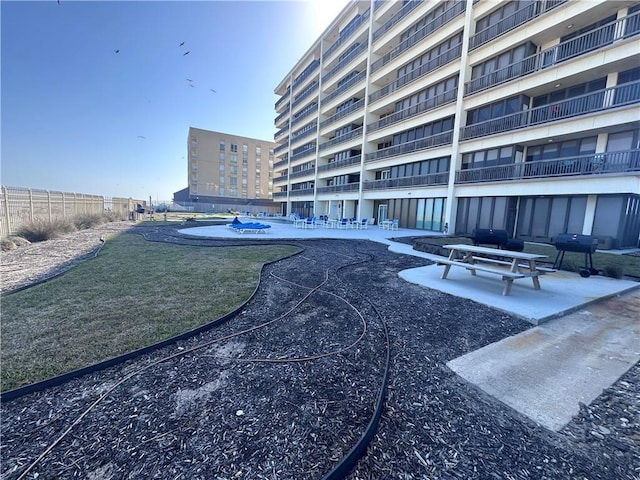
(178, 127), (278, 214)
(273, 0), (640, 248)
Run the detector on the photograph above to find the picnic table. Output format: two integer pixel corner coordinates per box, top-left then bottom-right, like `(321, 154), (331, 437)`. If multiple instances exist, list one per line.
(438, 244), (553, 296)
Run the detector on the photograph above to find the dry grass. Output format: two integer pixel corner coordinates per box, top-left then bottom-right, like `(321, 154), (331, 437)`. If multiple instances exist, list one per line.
(0, 233), (299, 391)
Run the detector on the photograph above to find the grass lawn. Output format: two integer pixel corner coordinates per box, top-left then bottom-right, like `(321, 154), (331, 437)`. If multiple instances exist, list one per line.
(1, 233), (299, 392)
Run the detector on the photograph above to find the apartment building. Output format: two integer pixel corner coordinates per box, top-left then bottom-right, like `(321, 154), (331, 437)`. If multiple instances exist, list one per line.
(273, 0), (640, 249)
(175, 127), (278, 213)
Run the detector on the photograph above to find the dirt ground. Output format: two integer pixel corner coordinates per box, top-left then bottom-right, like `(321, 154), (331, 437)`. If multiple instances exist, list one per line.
(1, 223), (638, 479)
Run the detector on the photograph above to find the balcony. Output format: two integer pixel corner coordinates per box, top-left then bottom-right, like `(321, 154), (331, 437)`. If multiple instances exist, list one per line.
(370, 1), (465, 74)
(316, 183), (360, 194)
(291, 83), (319, 109)
(274, 142), (289, 154)
(320, 99), (365, 129)
(323, 8), (370, 60)
(291, 147), (317, 162)
(455, 150), (640, 184)
(362, 172), (449, 190)
(273, 158), (289, 169)
(469, 0), (566, 51)
(290, 124), (317, 144)
(465, 12), (640, 96)
(461, 81), (640, 140)
(274, 126), (288, 141)
(368, 88), (457, 132)
(289, 188), (315, 197)
(273, 191), (288, 199)
(373, 0), (423, 42)
(273, 175), (289, 184)
(369, 44), (462, 103)
(291, 103), (318, 127)
(365, 130), (453, 162)
(275, 89), (290, 110)
(275, 107), (290, 125)
(319, 126), (364, 151)
(323, 41), (369, 83)
(289, 168), (316, 179)
(318, 155), (362, 172)
(292, 59), (320, 91)
(324, 71), (367, 104)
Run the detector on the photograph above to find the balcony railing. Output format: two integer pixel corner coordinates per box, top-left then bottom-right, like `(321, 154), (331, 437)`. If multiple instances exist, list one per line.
(368, 88), (457, 132)
(318, 155), (362, 172)
(273, 158), (289, 168)
(316, 183), (360, 194)
(370, 1), (465, 74)
(320, 99), (365, 129)
(365, 130), (453, 162)
(274, 126), (288, 141)
(292, 60), (320, 90)
(289, 168), (316, 179)
(289, 188), (315, 196)
(461, 81), (640, 140)
(274, 142), (289, 154)
(363, 172), (449, 190)
(319, 126), (364, 151)
(273, 175), (289, 184)
(323, 8), (370, 60)
(465, 12), (640, 96)
(290, 124), (317, 143)
(374, 0), (385, 11)
(369, 44), (462, 103)
(273, 191), (288, 199)
(275, 107), (290, 125)
(324, 71), (367, 104)
(470, 1), (566, 50)
(373, 0), (423, 42)
(291, 104), (319, 127)
(275, 89), (290, 110)
(291, 83), (319, 109)
(455, 150), (640, 184)
(291, 147), (317, 162)
(323, 41), (369, 82)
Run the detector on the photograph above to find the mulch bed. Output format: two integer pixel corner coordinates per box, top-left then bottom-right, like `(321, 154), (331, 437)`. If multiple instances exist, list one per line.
(1, 224), (638, 479)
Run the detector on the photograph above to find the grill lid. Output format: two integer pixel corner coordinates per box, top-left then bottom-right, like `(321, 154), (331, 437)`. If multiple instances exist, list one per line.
(554, 233), (598, 253)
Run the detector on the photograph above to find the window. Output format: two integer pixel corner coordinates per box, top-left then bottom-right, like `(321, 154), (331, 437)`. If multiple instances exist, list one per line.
(220, 141), (225, 151)
(230, 143), (238, 153)
(256, 146), (261, 156)
(242, 144), (248, 153)
(219, 152), (225, 162)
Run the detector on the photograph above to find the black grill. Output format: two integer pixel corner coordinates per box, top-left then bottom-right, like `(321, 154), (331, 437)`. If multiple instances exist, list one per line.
(553, 233), (599, 277)
(470, 228), (524, 251)
(470, 229), (509, 247)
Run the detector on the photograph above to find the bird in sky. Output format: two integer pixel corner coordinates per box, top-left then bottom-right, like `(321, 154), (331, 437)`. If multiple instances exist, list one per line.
(189, 84), (195, 88)
(186, 78), (193, 82)
(209, 89), (216, 93)
(137, 135), (146, 139)
(183, 51), (190, 56)
(114, 49), (120, 54)
(179, 42), (185, 47)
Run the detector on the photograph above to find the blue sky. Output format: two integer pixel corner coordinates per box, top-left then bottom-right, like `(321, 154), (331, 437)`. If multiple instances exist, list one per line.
(1, 0), (346, 202)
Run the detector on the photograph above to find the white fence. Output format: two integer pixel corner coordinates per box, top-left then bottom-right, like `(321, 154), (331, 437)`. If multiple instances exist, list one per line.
(0, 186), (146, 238)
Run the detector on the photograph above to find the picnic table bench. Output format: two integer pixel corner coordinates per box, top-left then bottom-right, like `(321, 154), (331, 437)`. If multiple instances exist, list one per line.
(438, 244), (552, 296)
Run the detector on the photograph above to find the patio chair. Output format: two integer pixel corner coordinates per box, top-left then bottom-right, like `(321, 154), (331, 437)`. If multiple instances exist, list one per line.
(358, 218), (369, 229)
(390, 219), (399, 231)
(337, 218), (349, 229)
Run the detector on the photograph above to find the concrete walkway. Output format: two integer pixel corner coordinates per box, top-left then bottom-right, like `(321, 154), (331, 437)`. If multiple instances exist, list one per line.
(180, 220), (640, 431)
(447, 289), (640, 431)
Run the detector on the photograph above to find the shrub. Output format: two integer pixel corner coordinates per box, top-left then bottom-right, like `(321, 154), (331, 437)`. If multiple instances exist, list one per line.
(15, 218), (76, 243)
(603, 264), (624, 279)
(73, 213), (106, 230)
